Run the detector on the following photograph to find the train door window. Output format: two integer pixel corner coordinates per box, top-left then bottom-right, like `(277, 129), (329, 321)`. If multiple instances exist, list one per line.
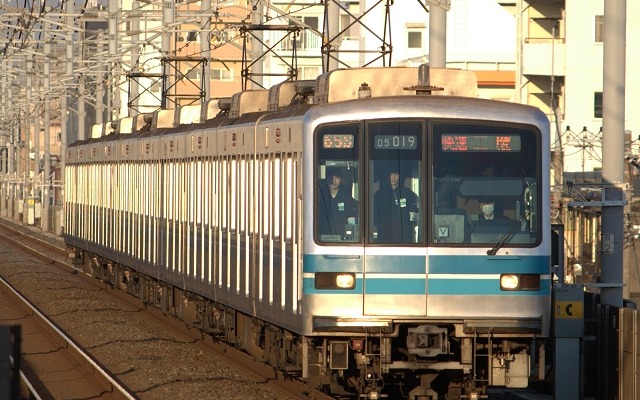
(133, 162), (139, 259)
(138, 162), (144, 259)
(431, 122), (541, 246)
(239, 156), (249, 295)
(210, 157), (218, 285)
(114, 164), (119, 249)
(140, 163), (146, 260)
(197, 158), (204, 280)
(127, 163), (133, 256)
(239, 157), (247, 234)
(123, 163), (129, 253)
(212, 158), (219, 231)
(269, 155), (278, 240)
(315, 124), (360, 243)
(191, 158), (200, 278)
(273, 154), (283, 241)
(261, 155), (271, 238)
(167, 161), (174, 222)
(78, 165), (83, 239)
(98, 164), (104, 245)
(90, 164), (96, 243)
(230, 157), (238, 233)
(221, 158), (228, 230)
(202, 158), (210, 282)
(152, 162), (159, 265)
(170, 161), (178, 270)
(249, 157), (257, 235)
(139, 162), (145, 259)
(368, 121), (423, 244)
(284, 154), (296, 243)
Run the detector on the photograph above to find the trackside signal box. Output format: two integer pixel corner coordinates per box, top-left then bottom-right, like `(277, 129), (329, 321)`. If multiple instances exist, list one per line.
(554, 284), (584, 338)
(553, 284), (583, 400)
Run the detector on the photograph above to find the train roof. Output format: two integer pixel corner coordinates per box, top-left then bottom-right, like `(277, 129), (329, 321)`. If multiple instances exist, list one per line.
(75, 64), (483, 145)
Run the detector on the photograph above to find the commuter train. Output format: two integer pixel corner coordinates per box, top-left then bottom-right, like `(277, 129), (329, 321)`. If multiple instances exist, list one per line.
(64, 64), (552, 399)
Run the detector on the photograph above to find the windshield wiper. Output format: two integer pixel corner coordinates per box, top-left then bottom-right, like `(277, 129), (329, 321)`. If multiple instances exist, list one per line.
(487, 181), (535, 255)
(487, 214), (527, 256)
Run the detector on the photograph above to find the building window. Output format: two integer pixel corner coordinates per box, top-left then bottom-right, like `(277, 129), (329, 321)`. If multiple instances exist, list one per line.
(212, 68), (233, 81)
(303, 16), (319, 30)
(301, 66), (320, 80)
(340, 15), (355, 39)
(212, 29), (232, 44)
(594, 92), (603, 118)
(406, 23), (426, 49)
(408, 31), (422, 49)
(186, 68), (200, 80)
(595, 15), (603, 43)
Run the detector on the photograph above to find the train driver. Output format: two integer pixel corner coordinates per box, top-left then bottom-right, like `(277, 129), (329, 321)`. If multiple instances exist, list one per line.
(317, 167), (358, 241)
(478, 199), (502, 221)
(373, 168), (419, 243)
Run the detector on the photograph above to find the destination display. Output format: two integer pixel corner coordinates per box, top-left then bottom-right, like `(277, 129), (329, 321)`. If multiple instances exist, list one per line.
(441, 134), (521, 152)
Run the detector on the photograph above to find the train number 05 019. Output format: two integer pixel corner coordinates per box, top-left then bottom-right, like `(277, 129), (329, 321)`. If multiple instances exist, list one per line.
(375, 135), (417, 149)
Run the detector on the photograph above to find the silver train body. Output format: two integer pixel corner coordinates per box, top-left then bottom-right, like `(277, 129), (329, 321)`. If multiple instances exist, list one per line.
(64, 65), (552, 399)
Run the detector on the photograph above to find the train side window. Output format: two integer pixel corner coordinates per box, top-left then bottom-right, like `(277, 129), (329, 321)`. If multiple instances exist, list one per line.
(315, 124), (361, 244)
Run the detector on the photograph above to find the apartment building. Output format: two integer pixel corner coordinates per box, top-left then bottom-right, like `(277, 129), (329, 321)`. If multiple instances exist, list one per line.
(518, 0), (640, 174)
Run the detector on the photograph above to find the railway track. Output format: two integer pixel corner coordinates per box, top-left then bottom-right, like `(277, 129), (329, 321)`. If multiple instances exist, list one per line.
(0, 218), (332, 400)
(0, 271), (137, 399)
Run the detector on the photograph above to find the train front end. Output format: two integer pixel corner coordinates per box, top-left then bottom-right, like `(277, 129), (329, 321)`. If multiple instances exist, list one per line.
(301, 66), (551, 398)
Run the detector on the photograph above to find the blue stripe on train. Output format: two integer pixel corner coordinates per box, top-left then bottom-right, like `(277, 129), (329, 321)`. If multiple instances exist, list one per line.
(302, 254), (426, 273)
(427, 278), (551, 295)
(364, 276), (426, 294)
(303, 254), (364, 273)
(303, 277), (365, 295)
(429, 255), (550, 274)
(303, 253), (551, 295)
(303, 254), (550, 274)
(302, 276), (426, 295)
(303, 277), (550, 295)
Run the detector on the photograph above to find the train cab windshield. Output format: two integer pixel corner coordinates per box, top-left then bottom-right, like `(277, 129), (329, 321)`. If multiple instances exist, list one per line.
(314, 119), (541, 247)
(368, 121), (423, 244)
(432, 122), (541, 247)
(316, 124), (361, 243)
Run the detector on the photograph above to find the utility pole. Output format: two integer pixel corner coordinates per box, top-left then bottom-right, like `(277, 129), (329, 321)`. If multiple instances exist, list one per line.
(201, 0), (211, 101)
(42, 16), (51, 231)
(108, 0), (120, 120)
(251, 0), (264, 89)
(428, 0), (448, 68)
(162, 0), (175, 108)
(600, 0), (626, 307)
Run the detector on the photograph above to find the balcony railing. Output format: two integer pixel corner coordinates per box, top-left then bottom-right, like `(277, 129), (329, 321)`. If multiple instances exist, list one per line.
(271, 30), (321, 52)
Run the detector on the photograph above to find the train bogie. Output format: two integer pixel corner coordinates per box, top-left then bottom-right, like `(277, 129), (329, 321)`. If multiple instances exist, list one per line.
(65, 64), (552, 398)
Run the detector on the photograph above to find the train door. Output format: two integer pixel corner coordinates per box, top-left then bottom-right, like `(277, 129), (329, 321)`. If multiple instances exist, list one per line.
(314, 123), (364, 311)
(364, 121), (427, 316)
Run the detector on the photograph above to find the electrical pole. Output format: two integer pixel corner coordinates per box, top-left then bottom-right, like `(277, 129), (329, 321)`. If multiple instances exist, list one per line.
(600, 0), (626, 307)
(428, 0), (448, 68)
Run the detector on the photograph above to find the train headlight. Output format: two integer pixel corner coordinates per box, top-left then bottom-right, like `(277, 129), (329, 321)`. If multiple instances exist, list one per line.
(336, 274), (355, 289)
(315, 272), (356, 290)
(500, 274), (520, 290)
(500, 274), (540, 291)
